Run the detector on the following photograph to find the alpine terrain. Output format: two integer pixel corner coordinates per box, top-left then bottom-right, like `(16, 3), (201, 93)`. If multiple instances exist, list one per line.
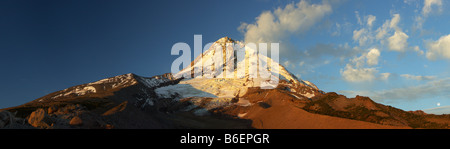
(1, 37), (450, 129)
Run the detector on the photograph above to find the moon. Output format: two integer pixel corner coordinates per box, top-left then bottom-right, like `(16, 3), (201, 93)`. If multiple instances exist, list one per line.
(437, 103), (441, 106)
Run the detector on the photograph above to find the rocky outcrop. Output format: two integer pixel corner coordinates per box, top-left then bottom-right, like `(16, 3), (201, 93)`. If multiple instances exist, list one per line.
(18, 104), (104, 129)
(28, 108), (52, 129)
(69, 116), (83, 126)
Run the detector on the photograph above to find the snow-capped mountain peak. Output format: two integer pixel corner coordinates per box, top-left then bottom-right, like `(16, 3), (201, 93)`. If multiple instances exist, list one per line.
(172, 37), (322, 99)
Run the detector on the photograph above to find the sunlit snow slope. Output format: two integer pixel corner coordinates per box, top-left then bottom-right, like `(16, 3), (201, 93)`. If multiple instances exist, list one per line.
(172, 37), (322, 99)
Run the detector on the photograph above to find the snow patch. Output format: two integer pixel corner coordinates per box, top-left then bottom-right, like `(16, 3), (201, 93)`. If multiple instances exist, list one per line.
(51, 85), (97, 99)
(155, 78), (249, 99)
(155, 84), (217, 99)
(83, 86), (96, 93)
(290, 93), (303, 99)
(302, 80), (319, 90)
(89, 73), (137, 88)
(50, 73), (138, 100)
(301, 91), (315, 98)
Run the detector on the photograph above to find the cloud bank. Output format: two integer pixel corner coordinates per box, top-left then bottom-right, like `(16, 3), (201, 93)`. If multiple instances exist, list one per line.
(400, 74), (436, 81)
(340, 77), (450, 103)
(424, 106), (450, 114)
(340, 48), (382, 82)
(239, 0), (332, 45)
(426, 34), (450, 60)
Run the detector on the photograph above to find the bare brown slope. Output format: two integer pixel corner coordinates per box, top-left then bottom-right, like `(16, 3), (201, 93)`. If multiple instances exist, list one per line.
(243, 97), (409, 129)
(303, 92), (450, 128)
(227, 88), (408, 129)
(211, 88), (410, 129)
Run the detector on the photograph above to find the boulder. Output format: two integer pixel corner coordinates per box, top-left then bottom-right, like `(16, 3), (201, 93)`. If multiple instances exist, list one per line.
(69, 116), (83, 126)
(28, 108), (52, 129)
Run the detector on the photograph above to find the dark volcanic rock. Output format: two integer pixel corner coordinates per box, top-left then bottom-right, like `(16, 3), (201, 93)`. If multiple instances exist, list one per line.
(0, 111), (13, 128)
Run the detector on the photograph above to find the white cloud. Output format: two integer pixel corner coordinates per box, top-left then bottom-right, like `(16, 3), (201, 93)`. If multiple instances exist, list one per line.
(366, 15), (376, 28)
(239, 0), (332, 44)
(426, 34), (450, 60)
(353, 28), (369, 46)
(423, 0), (443, 16)
(413, 46), (424, 55)
(372, 14), (410, 52)
(340, 64), (378, 82)
(379, 73), (391, 81)
(376, 14), (409, 52)
(353, 28), (364, 41)
(389, 14), (401, 30)
(400, 74), (436, 80)
(388, 30), (409, 52)
(366, 48), (380, 66)
(352, 14), (378, 47)
(376, 19), (390, 40)
(340, 49), (382, 82)
(350, 52), (367, 68)
(376, 13), (409, 52)
(353, 12), (375, 27)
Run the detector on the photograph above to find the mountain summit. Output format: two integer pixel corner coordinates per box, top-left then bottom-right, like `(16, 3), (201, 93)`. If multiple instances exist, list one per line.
(170, 37), (322, 100)
(1, 37), (450, 129)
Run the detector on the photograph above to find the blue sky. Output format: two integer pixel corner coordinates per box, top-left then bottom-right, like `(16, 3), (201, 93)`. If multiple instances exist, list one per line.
(1, 0), (449, 113)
